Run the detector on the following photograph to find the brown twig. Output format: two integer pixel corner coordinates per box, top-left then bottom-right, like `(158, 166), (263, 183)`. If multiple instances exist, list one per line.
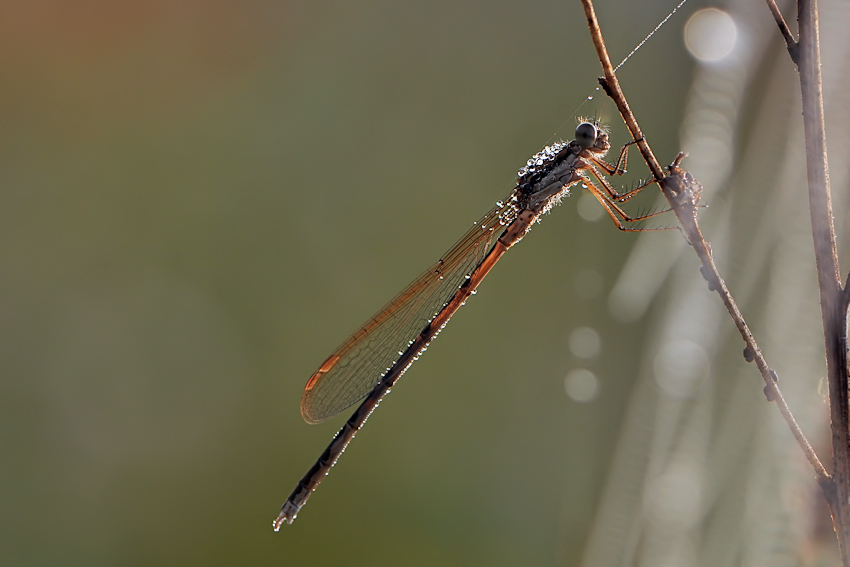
(764, 0), (800, 62)
(579, 0), (830, 507)
(580, 0), (664, 182)
(661, 157), (829, 484)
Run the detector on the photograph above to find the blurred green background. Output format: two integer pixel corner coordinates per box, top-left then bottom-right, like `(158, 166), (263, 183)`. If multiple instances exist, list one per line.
(5, 0), (842, 565)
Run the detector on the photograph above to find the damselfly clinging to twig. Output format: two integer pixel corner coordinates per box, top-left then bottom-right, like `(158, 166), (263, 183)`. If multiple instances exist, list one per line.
(273, 121), (669, 530)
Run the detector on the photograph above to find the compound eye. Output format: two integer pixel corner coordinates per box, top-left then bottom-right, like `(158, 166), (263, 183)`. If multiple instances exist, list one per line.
(574, 122), (598, 149)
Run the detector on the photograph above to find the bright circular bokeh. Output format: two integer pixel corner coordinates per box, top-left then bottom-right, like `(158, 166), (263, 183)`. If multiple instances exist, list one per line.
(684, 8), (738, 62)
(568, 326), (602, 359)
(565, 368), (600, 403)
(577, 191), (605, 222)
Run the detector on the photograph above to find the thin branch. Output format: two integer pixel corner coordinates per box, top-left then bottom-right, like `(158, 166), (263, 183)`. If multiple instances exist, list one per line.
(764, 0), (800, 61)
(794, 4), (840, 294)
(580, 0), (664, 182)
(661, 157), (829, 482)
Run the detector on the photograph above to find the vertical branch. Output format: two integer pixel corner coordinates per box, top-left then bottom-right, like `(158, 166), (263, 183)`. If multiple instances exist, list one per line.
(797, 2), (840, 288)
(792, 0), (850, 560)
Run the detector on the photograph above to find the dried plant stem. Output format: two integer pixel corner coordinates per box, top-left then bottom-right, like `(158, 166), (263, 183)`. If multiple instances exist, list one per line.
(765, 0), (799, 59)
(580, 0), (664, 182)
(661, 158), (828, 485)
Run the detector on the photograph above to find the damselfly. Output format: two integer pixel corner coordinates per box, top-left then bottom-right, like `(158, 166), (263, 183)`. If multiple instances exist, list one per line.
(273, 121), (663, 530)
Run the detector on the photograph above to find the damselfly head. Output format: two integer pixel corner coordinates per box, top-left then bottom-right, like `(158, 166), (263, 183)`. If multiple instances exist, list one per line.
(574, 122), (598, 149)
